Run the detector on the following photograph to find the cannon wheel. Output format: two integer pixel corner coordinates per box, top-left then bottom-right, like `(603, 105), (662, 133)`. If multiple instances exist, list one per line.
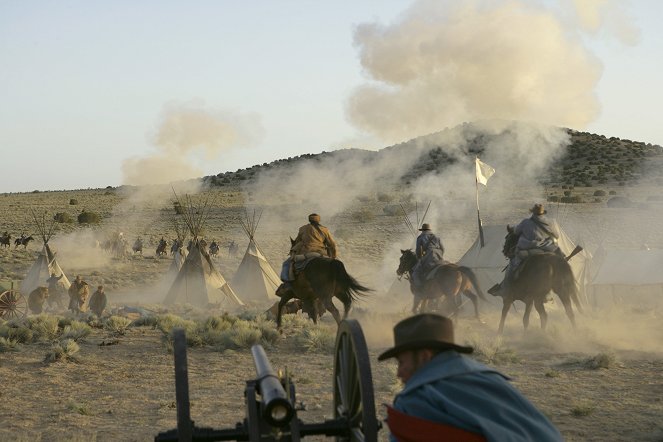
(333, 319), (378, 442)
(0, 290), (27, 319)
(172, 328), (193, 441)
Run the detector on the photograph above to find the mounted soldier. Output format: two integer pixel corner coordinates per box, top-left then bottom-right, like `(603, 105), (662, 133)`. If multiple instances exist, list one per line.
(279, 213), (338, 292)
(489, 203), (563, 297)
(410, 223), (445, 294)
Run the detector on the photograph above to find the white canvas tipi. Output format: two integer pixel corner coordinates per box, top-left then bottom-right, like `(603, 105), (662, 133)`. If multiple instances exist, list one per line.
(20, 210), (71, 295)
(231, 209), (280, 303)
(163, 192), (244, 309)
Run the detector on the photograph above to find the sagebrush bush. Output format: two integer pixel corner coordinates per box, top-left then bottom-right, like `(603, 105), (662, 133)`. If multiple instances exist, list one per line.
(351, 208), (375, 222)
(26, 315), (60, 341)
(78, 210), (101, 224)
(584, 352), (617, 369)
(69, 198), (78, 205)
(103, 316), (133, 335)
(0, 336), (20, 352)
(53, 212), (74, 224)
(60, 321), (92, 341)
(293, 325), (336, 353)
(44, 338), (80, 363)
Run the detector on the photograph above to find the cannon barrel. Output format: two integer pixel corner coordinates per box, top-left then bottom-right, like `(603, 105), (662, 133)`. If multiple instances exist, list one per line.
(251, 345), (294, 427)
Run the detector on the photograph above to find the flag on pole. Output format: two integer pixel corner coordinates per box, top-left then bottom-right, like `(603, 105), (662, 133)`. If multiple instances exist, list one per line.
(475, 158), (495, 186)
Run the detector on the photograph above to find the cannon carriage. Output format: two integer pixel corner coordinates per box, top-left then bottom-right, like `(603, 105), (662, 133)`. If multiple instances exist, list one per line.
(156, 320), (380, 441)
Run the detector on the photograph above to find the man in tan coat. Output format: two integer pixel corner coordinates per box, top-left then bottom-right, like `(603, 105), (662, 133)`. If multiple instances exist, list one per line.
(279, 213), (338, 289)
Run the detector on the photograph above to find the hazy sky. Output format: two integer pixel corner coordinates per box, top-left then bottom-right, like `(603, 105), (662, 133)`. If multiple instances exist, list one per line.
(1, 0), (661, 193)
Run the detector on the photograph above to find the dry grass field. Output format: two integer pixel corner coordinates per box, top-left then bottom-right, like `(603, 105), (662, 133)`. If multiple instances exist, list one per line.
(1, 181), (662, 441)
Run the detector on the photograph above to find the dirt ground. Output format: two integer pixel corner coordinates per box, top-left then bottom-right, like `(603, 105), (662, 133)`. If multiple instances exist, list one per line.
(1, 187), (663, 441)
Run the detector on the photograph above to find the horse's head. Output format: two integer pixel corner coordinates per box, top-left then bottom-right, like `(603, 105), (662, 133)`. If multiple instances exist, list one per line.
(503, 225), (518, 259)
(397, 249), (418, 276)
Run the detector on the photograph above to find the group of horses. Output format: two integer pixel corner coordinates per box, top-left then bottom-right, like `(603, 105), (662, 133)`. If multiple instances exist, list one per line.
(0, 232), (34, 249)
(275, 226), (583, 335)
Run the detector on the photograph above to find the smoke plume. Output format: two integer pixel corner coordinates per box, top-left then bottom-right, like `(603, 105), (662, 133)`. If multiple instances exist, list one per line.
(347, 0), (607, 144)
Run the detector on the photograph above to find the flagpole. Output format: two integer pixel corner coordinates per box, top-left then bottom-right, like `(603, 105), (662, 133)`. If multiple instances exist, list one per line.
(475, 157), (485, 247)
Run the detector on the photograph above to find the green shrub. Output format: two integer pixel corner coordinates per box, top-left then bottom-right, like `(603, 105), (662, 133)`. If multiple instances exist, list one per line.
(103, 316), (133, 335)
(351, 208), (375, 222)
(547, 196), (559, 202)
(78, 210), (101, 224)
(0, 336), (20, 352)
(69, 198), (78, 205)
(26, 315), (60, 341)
(293, 326), (336, 353)
(173, 201), (184, 215)
(54, 212), (74, 224)
(560, 196), (582, 203)
(563, 190), (572, 197)
(593, 190), (606, 196)
(60, 321), (92, 341)
(44, 338), (80, 363)
(584, 352), (617, 369)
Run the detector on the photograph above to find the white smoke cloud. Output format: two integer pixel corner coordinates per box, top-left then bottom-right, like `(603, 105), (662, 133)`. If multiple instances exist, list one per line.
(347, 0), (606, 144)
(122, 101), (264, 186)
(568, 0), (641, 45)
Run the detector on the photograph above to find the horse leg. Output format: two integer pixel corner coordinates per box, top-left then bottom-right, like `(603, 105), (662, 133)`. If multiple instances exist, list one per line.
(523, 300), (534, 331)
(463, 290), (484, 322)
(557, 293), (577, 329)
(276, 295), (293, 329)
(324, 297), (342, 324)
(534, 299), (548, 330)
(498, 300), (510, 335)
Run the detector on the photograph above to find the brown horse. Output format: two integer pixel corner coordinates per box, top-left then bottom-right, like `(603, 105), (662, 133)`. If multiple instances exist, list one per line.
(14, 235), (34, 249)
(0, 233), (10, 248)
(397, 249), (488, 321)
(274, 258), (370, 329)
(492, 226), (583, 334)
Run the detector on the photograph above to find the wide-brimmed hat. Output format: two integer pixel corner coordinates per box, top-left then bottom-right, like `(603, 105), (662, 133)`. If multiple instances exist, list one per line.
(308, 213), (321, 223)
(418, 223), (431, 231)
(378, 314), (473, 361)
(529, 203), (546, 215)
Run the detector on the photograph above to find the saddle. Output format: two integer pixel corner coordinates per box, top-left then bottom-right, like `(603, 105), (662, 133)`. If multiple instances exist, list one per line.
(290, 252), (327, 278)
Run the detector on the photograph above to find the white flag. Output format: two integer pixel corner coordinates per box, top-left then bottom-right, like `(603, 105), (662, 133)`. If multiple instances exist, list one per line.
(475, 158), (495, 186)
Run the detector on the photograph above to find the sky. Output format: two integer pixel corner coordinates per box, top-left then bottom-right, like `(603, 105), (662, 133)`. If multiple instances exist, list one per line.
(1, 0), (662, 193)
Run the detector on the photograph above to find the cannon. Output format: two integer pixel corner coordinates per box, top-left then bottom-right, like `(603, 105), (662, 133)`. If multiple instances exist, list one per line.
(155, 319), (380, 441)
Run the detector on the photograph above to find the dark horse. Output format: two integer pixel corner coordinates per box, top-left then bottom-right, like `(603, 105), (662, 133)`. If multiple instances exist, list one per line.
(397, 249), (488, 321)
(156, 239), (168, 257)
(14, 235), (34, 249)
(274, 258), (371, 329)
(0, 233), (10, 248)
(492, 225), (583, 335)
(132, 238), (143, 255)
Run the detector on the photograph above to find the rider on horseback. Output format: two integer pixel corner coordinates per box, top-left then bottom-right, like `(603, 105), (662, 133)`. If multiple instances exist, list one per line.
(279, 213), (338, 291)
(490, 203), (563, 296)
(411, 223), (445, 294)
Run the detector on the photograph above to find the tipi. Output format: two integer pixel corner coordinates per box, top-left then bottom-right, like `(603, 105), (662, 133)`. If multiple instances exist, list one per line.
(20, 210), (71, 295)
(231, 209), (280, 303)
(163, 192), (244, 309)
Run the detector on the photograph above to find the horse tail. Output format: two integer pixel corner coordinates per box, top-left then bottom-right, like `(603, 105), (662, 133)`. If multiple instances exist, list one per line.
(555, 258), (584, 314)
(330, 259), (371, 304)
(458, 266), (489, 302)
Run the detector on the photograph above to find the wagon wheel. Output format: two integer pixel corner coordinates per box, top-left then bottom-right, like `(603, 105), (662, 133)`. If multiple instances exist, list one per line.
(333, 319), (379, 442)
(172, 328), (193, 441)
(0, 290), (28, 320)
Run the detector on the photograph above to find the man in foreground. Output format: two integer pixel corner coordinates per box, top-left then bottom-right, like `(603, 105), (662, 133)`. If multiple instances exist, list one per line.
(379, 314), (563, 442)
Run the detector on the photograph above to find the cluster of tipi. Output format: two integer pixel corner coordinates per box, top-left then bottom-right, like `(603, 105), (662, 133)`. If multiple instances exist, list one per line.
(22, 201), (282, 310)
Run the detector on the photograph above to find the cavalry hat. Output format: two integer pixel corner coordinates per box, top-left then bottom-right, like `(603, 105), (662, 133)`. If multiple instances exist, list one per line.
(529, 203), (546, 215)
(378, 314), (473, 361)
(418, 223), (431, 231)
(308, 213), (321, 223)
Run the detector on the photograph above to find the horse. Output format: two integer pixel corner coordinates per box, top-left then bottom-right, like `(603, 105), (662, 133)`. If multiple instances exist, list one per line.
(274, 257), (370, 329)
(491, 225), (583, 335)
(228, 241), (239, 258)
(132, 238), (143, 255)
(28, 287), (49, 314)
(209, 241), (220, 257)
(170, 239), (181, 256)
(14, 235), (34, 249)
(397, 249), (488, 321)
(156, 239), (168, 257)
(0, 233), (10, 248)
(68, 282), (90, 313)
